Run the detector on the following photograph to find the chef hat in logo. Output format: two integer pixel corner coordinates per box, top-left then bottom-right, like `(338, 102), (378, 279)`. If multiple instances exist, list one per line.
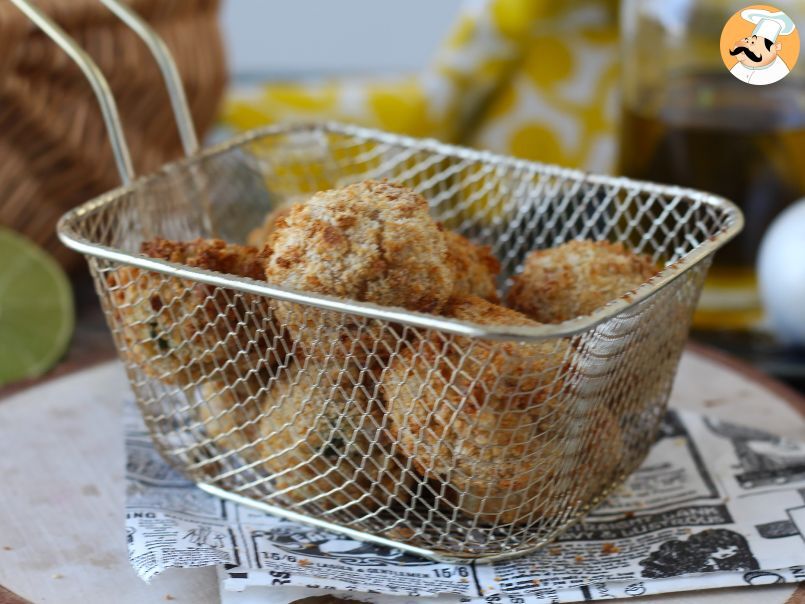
(741, 8), (796, 42)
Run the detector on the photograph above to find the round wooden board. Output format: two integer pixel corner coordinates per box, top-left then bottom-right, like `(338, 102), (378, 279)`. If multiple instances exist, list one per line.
(0, 346), (803, 604)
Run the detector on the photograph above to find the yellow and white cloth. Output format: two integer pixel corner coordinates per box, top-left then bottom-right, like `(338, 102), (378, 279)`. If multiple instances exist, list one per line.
(223, 0), (620, 173)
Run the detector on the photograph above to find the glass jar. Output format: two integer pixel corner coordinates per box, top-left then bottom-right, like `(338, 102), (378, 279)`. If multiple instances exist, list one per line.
(618, 0), (805, 331)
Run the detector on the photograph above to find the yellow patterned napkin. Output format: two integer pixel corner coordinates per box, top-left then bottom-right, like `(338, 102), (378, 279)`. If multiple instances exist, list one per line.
(469, 0), (620, 172)
(223, 0), (620, 173)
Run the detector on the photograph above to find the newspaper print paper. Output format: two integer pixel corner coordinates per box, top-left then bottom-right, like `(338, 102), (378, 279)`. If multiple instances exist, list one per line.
(125, 398), (805, 601)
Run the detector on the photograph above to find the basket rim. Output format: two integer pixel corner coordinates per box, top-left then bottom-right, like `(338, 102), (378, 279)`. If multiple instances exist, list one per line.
(57, 121), (744, 341)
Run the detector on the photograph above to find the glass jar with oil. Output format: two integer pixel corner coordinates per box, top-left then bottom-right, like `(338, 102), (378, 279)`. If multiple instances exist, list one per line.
(619, 0), (805, 331)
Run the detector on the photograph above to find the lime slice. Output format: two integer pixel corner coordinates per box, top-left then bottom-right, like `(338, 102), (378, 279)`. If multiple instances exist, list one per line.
(0, 227), (74, 386)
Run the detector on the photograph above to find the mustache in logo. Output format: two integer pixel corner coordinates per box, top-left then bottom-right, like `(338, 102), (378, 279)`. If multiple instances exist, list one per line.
(730, 46), (763, 62)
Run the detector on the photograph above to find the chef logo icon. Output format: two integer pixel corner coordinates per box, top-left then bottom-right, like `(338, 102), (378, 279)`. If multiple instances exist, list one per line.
(720, 5), (799, 85)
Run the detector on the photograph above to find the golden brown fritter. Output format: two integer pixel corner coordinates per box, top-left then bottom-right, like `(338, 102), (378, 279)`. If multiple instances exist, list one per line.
(248, 356), (412, 512)
(445, 230), (501, 302)
(197, 370), (268, 453)
(246, 202), (297, 248)
(263, 180), (454, 357)
(107, 238), (277, 386)
(506, 240), (658, 323)
(382, 295), (623, 524)
(252, 187), (500, 308)
(140, 238), (267, 279)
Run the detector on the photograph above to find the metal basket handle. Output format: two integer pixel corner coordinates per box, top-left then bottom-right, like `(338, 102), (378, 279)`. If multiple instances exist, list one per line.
(9, 0), (201, 183)
(99, 0), (200, 157)
(9, 0), (136, 184)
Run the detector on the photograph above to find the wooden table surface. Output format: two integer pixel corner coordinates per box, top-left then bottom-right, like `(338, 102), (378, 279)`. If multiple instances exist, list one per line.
(1, 340), (804, 604)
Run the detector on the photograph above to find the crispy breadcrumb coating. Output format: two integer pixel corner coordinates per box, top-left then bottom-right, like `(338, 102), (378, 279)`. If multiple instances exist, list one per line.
(445, 230), (501, 302)
(246, 357), (411, 511)
(251, 186), (500, 305)
(107, 238), (276, 386)
(263, 180), (454, 357)
(382, 295), (623, 524)
(506, 240), (658, 323)
(197, 370), (268, 452)
(140, 238), (266, 280)
(264, 180), (452, 311)
(246, 202), (296, 248)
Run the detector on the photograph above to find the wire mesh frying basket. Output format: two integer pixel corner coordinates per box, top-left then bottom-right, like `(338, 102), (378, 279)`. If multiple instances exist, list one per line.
(24, 0), (743, 563)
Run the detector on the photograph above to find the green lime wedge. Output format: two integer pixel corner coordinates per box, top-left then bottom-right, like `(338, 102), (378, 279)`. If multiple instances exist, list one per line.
(0, 227), (74, 386)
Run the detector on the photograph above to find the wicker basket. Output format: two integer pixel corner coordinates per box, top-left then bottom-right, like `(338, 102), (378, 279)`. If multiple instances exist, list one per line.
(0, 0), (226, 272)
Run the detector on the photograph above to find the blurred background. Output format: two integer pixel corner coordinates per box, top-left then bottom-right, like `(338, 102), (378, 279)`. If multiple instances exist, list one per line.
(1, 0), (803, 391)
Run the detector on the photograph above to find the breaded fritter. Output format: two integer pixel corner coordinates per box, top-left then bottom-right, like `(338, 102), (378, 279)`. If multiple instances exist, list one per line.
(382, 295), (623, 524)
(197, 370), (268, 453)
(246, 202), (296, 248)
(141, 237), (267, 280)
(107, 238), (276, 386)
(248, 356), (411, 512)
(263, 180), (454, 357)
(506, 240), (658, 323)
(251, 188), (500, 305)
(445, 230), (501, 302)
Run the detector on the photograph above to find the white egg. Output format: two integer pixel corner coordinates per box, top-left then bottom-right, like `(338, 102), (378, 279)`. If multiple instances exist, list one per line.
(757, 199), (805, 344)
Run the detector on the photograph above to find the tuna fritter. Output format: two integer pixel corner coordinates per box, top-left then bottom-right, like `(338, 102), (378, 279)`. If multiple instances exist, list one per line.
(253, 199), (500, 304)
(382, 295), (623, 524)
(107, 238), (277, 386)
(197, 370), (268, 453)
(246, 202), (296, 248)
(506, 240), (658, 323)
(262, 180), (454, 357)
(248, 357), (411, 512)
(445, 230), (501, 302)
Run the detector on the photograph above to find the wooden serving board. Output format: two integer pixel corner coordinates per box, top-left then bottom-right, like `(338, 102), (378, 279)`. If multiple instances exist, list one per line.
(0, 346), (803, 604)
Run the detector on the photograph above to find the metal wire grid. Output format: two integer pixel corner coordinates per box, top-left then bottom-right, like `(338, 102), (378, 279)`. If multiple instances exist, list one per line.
(59, 123), (740, 562)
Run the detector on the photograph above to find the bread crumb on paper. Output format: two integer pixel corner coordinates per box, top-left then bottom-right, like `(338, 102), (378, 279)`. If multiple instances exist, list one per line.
(601, 543), (620, 554)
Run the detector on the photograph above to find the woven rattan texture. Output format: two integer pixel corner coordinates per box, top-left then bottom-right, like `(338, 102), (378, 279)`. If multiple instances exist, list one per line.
(0, 0), (226, 271)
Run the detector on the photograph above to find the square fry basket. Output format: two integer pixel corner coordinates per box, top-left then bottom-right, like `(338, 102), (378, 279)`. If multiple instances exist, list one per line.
(21, 0), (742, 563)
